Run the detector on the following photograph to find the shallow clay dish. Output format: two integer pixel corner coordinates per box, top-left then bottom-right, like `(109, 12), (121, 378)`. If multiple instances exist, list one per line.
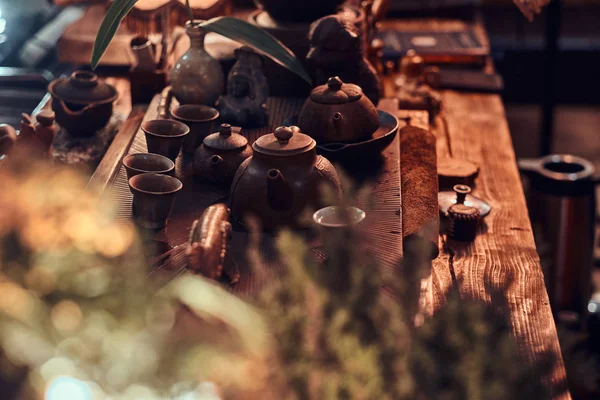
(284, 110), (398, 160)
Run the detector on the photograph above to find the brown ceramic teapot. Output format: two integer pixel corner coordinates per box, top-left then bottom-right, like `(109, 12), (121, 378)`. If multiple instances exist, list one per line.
(193, 124), (252, 186)
(297, 76), (380, 144)
(230, 126), (341, 230)
(48, 71), (118, 136)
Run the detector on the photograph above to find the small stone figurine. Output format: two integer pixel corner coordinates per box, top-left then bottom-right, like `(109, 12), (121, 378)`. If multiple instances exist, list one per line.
(216, 46), (269, 128)
(307, 15), (382, 105)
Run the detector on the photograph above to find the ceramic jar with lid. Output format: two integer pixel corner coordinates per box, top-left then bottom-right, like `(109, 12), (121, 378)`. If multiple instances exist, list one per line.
(297, 76), (380, 144)
(230, 125), (341, 230)
(194, 124), (252, 186)
(48, 70), (118, 136)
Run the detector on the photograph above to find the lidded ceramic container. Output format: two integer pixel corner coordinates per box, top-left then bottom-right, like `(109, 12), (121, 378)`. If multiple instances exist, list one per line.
(297, 76), (380, 144)
(230, 126), (341, 230)
(48, 71), (118, 136)
(193, 124), (252, 186)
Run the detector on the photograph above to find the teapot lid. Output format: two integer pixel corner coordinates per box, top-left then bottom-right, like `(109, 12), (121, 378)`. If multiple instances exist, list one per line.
(253, 126), (315, 156)
(309, 76), (363, 105)
(203, 124), (248, 150)
(49, 71), (118, 105)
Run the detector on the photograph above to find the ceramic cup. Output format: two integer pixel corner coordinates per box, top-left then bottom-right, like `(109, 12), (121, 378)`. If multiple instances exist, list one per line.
(129, 173), (183, 229)
(123, 153), (175, 180)
(313, 206), (366, 229)
(142, 119), (189, 161)
(171, 105), (219, 154)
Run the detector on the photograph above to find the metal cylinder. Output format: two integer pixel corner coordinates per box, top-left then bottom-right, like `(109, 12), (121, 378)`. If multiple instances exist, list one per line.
(519, 154), (597, 318)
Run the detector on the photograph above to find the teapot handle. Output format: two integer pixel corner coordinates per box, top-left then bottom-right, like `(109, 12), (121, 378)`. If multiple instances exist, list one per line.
(57, 100), (93, 117)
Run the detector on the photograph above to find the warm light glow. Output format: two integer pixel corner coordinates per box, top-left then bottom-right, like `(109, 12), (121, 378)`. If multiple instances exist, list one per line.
(45, 376), (91, 400)
(51, 301), (83, 333)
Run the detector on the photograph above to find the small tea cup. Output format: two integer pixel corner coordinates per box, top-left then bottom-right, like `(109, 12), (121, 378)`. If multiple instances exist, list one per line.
(142, 119), (189, 161)
(313, 206), (366, 229)
(171, 105), (219, 154)
(123, 153), (175, 180)
(129, 173), (183, 229)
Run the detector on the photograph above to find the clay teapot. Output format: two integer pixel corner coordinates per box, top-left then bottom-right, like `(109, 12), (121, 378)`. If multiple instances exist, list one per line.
(230, 126), (341, 230)
(48, 71), (118, 136)
(297, 76), (380, 144)
(193, 124), (253, 186)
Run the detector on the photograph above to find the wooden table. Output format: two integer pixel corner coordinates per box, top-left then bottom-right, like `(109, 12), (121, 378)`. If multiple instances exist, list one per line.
(68, 14), (569, 400)
(380, 17), (570, 400)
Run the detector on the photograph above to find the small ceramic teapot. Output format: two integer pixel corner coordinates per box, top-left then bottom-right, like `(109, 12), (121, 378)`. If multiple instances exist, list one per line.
(193, 124), (253, 186)
(230, 126), (341, 230)
(48, 71), (118, 136)
(297, 76), (380, 144)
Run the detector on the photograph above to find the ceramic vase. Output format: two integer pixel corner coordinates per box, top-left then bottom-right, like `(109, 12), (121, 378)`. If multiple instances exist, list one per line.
(170, 21), (225, 106)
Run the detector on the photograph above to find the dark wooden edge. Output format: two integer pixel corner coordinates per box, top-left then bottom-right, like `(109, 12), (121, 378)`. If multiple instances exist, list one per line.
(87, 106), (146, 192)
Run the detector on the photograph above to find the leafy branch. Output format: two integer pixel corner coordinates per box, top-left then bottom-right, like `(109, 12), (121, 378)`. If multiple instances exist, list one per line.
(92, 0), (311, 85)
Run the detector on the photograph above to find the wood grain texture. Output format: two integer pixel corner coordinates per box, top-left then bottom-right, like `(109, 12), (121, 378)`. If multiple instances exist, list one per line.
(106, 96), (405, 296)
(381, 17), (568, 398)
(432, 93), (569, 399)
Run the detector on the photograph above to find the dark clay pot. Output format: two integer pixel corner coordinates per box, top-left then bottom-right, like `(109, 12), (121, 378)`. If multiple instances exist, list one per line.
(230, 126), (341, 230)
(298, 76), (380, 144)
(48, 71), (117, 137)
(193, 124), (252, 187)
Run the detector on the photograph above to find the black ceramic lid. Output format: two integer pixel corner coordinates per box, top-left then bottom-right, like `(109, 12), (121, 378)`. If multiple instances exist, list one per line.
(203, 124), (248, 151)
(253, 126), (315, 156)
(309, 76), (363, 105)
(49, 71), (118, 105)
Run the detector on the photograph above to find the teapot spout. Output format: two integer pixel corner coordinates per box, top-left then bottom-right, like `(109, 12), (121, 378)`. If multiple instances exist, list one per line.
(267, 169), (293, 211)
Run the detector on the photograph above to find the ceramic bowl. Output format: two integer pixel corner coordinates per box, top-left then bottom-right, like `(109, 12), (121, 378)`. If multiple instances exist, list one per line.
(313, 206), (366, 229)
(171, 105), (219, 154)
(142, 119), (190, 161)
(123, 153), (175, 180)
(129, 173), (183, 229)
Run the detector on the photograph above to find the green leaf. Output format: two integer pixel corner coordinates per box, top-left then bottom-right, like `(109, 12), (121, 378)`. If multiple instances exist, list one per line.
(198, 17), (312, 86)
(92, 7), (311, 86)
(92, 0), (139, 69)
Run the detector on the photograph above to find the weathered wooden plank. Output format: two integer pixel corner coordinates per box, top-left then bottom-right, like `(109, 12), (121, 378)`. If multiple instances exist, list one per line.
(432, 89), (570, 399)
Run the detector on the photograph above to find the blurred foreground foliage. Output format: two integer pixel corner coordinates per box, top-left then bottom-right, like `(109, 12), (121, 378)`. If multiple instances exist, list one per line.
(0, 160), (573, 399)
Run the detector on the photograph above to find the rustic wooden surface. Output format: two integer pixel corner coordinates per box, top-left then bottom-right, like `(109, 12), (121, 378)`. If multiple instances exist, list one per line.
(74, 12), (569, 399)
(103, 96), (406, 295)
(381, 17), (570, 400)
